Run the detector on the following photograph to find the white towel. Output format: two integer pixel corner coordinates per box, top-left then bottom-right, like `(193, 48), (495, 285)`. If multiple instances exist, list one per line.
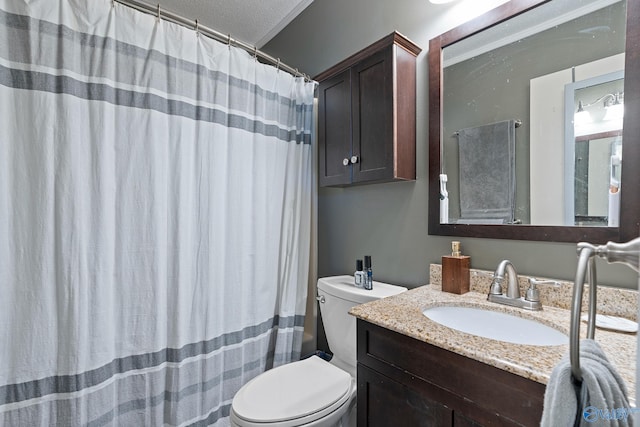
(541, 339), (634, 426)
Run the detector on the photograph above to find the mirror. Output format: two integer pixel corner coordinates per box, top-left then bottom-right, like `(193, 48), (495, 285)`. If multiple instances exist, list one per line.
(428, 0), (640, 243)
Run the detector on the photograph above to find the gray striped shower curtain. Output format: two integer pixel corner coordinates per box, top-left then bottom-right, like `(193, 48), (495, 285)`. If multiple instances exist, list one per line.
(0, 1), (316, 425)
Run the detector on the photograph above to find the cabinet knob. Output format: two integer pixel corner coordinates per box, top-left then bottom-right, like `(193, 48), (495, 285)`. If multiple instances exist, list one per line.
(342, 158), (350, 166)
(350, 155), (359, 164)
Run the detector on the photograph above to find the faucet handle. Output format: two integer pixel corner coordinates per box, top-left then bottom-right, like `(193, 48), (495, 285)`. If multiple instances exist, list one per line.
(528, 278), (558, 287)
(525, 278), (555, 302)
(489, 279), (502, 295)
(525, 282), (540, 302)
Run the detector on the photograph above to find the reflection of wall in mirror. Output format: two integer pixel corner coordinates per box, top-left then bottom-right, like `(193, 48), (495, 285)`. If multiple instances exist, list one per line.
(529, 53), (624, 226)
(582, 136), (617, 218)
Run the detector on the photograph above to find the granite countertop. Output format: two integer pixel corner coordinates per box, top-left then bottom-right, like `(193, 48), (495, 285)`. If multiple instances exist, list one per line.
(349, 275), (637, 401)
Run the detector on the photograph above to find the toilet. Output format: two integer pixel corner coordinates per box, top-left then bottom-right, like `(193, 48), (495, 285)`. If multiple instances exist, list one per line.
(230, 275), (407, 427)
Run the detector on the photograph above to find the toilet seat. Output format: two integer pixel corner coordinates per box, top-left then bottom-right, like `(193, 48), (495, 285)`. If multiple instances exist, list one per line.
(231, 356), (354, 427)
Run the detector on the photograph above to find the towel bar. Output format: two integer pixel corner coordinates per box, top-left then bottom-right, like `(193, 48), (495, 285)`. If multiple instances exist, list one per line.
(569, 237), (640, 426)
(570, 237), (640, 382)
(452, 118), (522, 136)
(569, 243), (598, 383)
(569, 237), (640, 382)
(569, 242), (599, 427)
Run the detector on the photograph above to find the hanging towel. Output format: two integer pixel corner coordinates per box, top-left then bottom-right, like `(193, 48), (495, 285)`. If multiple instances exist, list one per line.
(541, 339), (634, 427)
(457, 119), (516, 222)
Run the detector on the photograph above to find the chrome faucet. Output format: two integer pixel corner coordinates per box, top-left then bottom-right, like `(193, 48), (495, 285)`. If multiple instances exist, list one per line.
(487, 260), (543, 311)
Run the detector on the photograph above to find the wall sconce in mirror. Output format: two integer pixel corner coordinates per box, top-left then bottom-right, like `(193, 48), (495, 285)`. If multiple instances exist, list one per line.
(574, 101), (590, 126)
(575, 91), (625, 126)
(604, 92), (624, 121)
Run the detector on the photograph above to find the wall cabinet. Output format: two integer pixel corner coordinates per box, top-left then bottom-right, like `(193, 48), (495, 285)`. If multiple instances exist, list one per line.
(357, 320), (546, 426)
(315, 32), (421, 187)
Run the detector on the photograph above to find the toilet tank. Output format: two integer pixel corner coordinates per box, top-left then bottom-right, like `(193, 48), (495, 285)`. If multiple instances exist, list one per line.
(317, 275), (407, 374)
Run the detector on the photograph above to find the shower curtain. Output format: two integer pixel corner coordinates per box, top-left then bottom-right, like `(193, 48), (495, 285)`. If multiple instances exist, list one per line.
(0, 0), (316, 425)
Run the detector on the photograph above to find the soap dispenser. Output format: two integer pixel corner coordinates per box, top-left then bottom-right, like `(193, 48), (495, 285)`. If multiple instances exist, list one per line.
(441, 241), (470, 294)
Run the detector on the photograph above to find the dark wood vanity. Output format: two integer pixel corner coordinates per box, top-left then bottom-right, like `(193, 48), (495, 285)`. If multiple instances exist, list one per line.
(357, 320), (546, 426)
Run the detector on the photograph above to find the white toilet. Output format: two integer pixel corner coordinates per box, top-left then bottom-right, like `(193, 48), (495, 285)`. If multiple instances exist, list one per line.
(230, 275), (407, 427)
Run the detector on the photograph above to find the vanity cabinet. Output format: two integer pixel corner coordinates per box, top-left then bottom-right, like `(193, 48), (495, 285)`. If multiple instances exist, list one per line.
(315, 32), (421, 187)
(357, 320), (546, 426)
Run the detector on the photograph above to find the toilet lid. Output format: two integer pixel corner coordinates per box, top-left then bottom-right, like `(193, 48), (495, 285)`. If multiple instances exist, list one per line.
(232, 356), (352, 423)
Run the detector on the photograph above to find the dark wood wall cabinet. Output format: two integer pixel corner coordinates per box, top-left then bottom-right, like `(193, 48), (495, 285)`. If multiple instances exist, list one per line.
(357, 320), (546, 426)
(315, 32), (421, 187)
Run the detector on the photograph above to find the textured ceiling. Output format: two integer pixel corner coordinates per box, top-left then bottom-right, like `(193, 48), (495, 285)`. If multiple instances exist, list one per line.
(156, 0), (313, 48)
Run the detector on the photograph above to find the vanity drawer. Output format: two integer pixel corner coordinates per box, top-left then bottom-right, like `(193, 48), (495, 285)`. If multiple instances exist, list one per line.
(357, 320), (545, 426)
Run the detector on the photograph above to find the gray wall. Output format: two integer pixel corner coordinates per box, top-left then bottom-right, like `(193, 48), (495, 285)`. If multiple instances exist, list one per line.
(263, 0), (638, 290)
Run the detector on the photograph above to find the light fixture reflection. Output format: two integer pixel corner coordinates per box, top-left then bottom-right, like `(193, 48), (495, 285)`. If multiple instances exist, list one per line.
(574, 92), (624, 125)
(574, 101), (591, 126)
(604, 92), (624, 121)
(604, 103), (624, 121)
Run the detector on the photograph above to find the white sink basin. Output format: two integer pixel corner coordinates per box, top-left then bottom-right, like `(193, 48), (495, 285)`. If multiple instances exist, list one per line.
(422, 306), (568, 346)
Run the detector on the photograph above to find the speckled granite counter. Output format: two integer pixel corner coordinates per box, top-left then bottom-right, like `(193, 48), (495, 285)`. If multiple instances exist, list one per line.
(349, 265), (637, 401)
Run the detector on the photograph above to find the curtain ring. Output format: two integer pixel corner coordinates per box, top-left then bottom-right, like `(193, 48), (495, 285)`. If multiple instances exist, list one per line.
(156, 4), (161, 21)
(195, 19), (199, 36)
(227, 34), (231, 49)
(254, 46), (258, 61)
(276, 58), (280, 72)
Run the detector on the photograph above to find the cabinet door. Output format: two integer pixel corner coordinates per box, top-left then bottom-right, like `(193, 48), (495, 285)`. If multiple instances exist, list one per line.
(358, 320), (545, 427)
(453, 412), (485, 427)
(351, 46), (394, 183)
(318, 69), (352, 186)
(358, 364), (452, 427)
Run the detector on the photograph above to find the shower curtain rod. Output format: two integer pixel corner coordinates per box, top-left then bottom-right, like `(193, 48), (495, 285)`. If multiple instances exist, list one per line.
(113, 0), (312, 82)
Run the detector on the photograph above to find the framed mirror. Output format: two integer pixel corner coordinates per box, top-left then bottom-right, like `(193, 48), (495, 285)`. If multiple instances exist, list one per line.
(428, 0), (640, 243)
